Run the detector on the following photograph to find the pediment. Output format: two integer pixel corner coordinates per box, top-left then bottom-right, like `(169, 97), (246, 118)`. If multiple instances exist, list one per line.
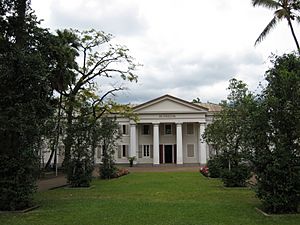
(133, 95), (208, 114)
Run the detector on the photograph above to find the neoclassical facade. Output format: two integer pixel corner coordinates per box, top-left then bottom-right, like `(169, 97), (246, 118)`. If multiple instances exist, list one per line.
(95, 94), (221, 166)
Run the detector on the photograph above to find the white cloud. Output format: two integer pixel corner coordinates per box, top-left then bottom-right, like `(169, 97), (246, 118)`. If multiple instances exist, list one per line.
(31, 0), (299, 104)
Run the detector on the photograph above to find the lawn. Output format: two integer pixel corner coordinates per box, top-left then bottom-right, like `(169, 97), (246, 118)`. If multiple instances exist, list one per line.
(0, 172), (299, 225)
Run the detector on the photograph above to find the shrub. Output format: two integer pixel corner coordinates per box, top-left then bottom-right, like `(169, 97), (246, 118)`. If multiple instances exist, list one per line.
(200, 166), (209, 177)
(255, 162), (300, 213)
(99, 161), (117, 179)
(128, 156), (136, 167)
(112, 168), (130, 178)
(67, 157), (94, 187)
(0, 149), (39, 211)
(207, 156), (223, 178)
(221, 164), (251, 187)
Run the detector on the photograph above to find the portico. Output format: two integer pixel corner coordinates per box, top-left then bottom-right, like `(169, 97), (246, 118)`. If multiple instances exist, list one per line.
(114, 94), (221, 166)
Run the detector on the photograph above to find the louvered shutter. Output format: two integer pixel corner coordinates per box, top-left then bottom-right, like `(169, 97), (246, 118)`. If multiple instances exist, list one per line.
(150, 145), (153, 158)
(125, 145), (129, 157)
(138, 145), (143, 158)
(118, 145), (121, 158)
(160, 124), (164, 135)
(172, 124), (176, 135)
(125, 125), (129, 135)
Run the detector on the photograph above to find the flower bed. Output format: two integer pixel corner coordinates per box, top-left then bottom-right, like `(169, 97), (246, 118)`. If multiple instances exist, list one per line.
(199, 166), (209, 177)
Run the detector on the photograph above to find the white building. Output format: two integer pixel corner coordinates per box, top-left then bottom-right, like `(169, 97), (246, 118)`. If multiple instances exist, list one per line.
(95, 94), (221, 166)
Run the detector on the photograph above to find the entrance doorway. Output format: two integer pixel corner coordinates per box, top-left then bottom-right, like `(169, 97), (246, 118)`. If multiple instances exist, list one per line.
(164, 145), (173, 163)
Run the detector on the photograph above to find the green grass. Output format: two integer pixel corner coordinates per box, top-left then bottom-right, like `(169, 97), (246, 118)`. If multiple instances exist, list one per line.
(1, 172), (299, 225)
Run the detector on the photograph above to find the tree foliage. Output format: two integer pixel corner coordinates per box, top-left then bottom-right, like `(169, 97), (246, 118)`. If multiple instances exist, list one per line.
(0, 0), (56, 210)
(66, 101), (95, 187)
(60, 29), (139, 168)
(98, 117), (121, 179)
(252, 0), (300, 53)
(250, 54), (300, 213)
(204, 79), (254, 187)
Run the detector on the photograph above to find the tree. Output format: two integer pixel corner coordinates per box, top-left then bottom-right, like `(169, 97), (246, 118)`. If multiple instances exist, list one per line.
(59, 29), (139, 168)
(250, 53), (300, 213)
(0, 0), (54, 210)
(204, 79), (254, 186)
(192, 97), (201, 103)
(66, 98), (95, 187)
(252, 0), (300, 53)
(41, 30), (79, 171)
(98, 117), (121, 179)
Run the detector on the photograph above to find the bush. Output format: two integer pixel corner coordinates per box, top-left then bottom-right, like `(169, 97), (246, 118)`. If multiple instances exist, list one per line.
(112, 168), (130, 178)
(221, 164), (251, 187)
(0, 148), (39, 211)
(256, 163), (300, 214)
(67, 157), (94, 187)
(128, 156), (136, 167)
(99, 161), (117, 179)
(207, 157), (223, 178)
(199, 166), (209, 177)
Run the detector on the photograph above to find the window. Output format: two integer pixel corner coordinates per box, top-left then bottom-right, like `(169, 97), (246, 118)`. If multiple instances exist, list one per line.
(187, 123), (194, 135)
(143, 145), (150, 158)
(122, 145), (128, 157)
(142, 125), (150, 135)
(187, 144), (195, 157)
(165, 124), (172, 135)
(121, 124), (128, 135)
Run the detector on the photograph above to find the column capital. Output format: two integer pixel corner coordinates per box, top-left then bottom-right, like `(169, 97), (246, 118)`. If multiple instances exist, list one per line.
(176, 122), (183, 125)
(129, 120), (137, 125)
(152, 122), (160, 125)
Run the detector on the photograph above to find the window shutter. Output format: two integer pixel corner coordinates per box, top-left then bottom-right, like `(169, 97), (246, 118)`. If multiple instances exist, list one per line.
(118, 145), (121, 158)
(187, 144), (195, 157)
(119, 125), (122, 134)
(126, 125), (129, 135)
(150, 145), (153, 158)
(160, 124), (164, 135)
(138, 145), (142, 158)
(187, 123), (194, 135)
(125, 145), (129, 157)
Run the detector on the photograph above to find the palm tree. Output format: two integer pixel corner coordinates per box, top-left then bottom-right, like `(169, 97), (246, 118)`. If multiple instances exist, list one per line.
(252, 0), (300, 53)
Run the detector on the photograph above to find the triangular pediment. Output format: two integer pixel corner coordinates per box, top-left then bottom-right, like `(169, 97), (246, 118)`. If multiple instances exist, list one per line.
(133, 95), (208, 114)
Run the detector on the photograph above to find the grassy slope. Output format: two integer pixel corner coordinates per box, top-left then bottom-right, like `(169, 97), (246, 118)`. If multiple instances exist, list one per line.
(0, 172), (299, 225)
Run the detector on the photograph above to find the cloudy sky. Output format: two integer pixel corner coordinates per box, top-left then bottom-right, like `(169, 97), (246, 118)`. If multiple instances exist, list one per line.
(32, 0), (297, 104)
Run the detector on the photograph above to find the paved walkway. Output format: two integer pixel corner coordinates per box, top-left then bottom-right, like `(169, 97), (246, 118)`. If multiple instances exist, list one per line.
(37, 165), (200, 191)
(37, 175), (67, 191)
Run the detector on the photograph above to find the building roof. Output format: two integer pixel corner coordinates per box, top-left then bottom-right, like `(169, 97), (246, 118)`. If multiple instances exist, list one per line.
(195, 103), (222, 112)
(131, 94), (222, 113)
(133, 94), (209, 112)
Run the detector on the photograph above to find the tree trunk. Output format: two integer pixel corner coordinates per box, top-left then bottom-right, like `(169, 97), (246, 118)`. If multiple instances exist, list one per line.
(44, 143), (55, 170)
(287, 17), (300, 54)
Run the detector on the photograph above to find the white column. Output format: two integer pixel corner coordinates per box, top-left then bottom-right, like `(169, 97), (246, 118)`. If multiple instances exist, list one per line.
(153, 123), (160, 165)
(176, 123), (183, 164)
(130, 124), (137, 157)
(199, 123), (207, 165)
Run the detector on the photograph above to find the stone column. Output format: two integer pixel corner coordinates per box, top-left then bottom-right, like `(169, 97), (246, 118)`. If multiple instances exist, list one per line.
(130, 123), (137, 157)
(199, 123), (207, 165)
(176, 123), (183, 164)
(153, 123), (160, 165)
